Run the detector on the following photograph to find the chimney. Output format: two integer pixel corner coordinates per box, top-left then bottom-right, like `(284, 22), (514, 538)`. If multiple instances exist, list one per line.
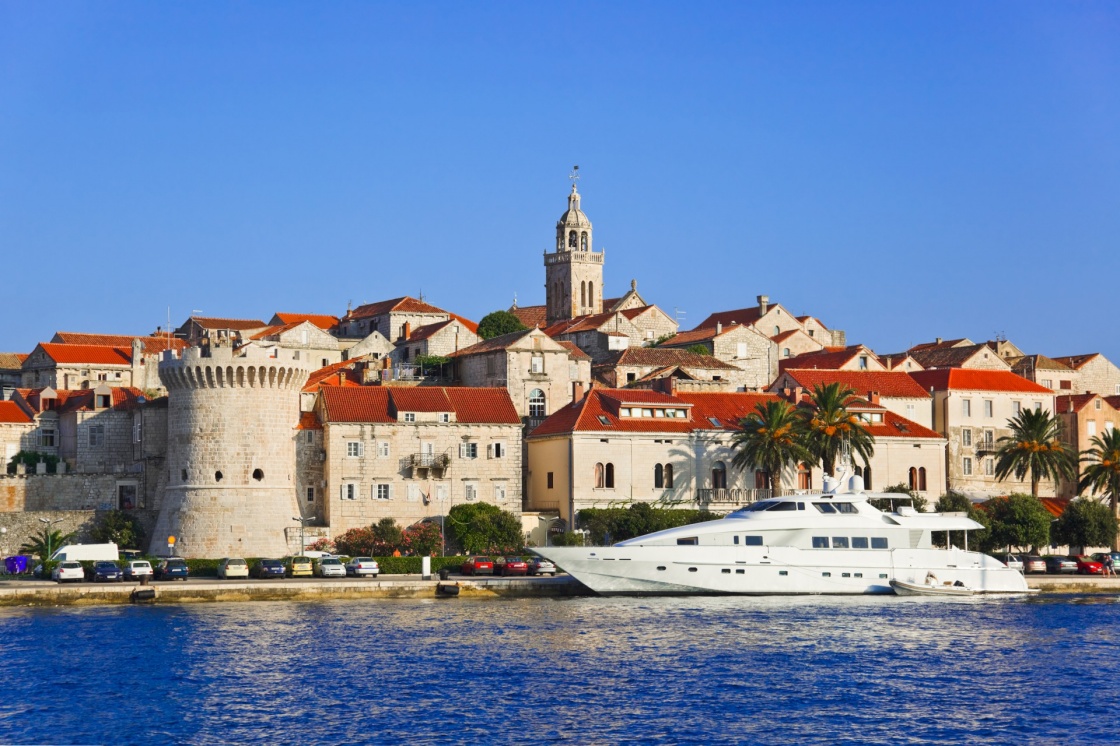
(935, 337), (942, 345)
(793, 386), (803, 403)
(338, 371), (346, 387)
(757, 295), (769, 315)
(868, 390), (880, 405)
(716, 322), (722, 335)
(572, 381), (586, 402)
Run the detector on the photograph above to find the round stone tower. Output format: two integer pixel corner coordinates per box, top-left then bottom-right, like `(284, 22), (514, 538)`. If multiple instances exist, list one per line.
(152, 344), (312, 558)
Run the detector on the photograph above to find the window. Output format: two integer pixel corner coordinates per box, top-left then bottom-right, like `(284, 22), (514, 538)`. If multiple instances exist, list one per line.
(962, 399), (971, 417)
(378, 442), (390, 458)
(783, 348), (791, 358)
(403, 412), (416, 423)
(408, 484), (420, 502)
(812, 537), (829, 548)
(654, 463), (664, 489)
(858, 356), (869, 370)
(711, 461), (727, 489)
(744, 536), (763, 546)
(963, 457), (973, 476)
(908, 467), (918, 491)
(346, 441), (363, 458)
(962, 428), (972, 447)
(605, 463), (615, 488)
(906, 404), (915, 419)
(918, 467), (927, 491)
(306, 487), (315, 503)
(342, 483), (356, 500)
(305, 430), (314, 443)
(376, 484), (391, 500)
(984, 458), (994, 476)
(531, 355), (544, 374)
(439, 413), (450, 423)
(40, 429), (56, 448)
(494, 483), (506, 502)
(117, 483), (138, 509)
(133, 419), (142, 443)
(1013, 401), (1022, 415)
(1095, 399), (1102, 411)
(852, 537), (869, 549)
(664, 463), (674, 489)
(983, 429), (994, 448)
(871, 538), (888, 549)
(676, 537), (698, 546)
(598, 415), (612, 426)
(798, 463), (812, 490)
(465, 483), (477, 501)
(489, 442), (506, 458)
(736, 343), (747, 358)
(983, 400), (993, 418)
(1040, 378), (1052, 388)
(547, 472), (554, 489)
(1060, 380), (1072, 390)
(88, 425), (105, 447)
(1034, 401), (1042, 411)
(529, 389), (546, 418)
(460, 442), (478, 459)
(595, 463), (605, 488)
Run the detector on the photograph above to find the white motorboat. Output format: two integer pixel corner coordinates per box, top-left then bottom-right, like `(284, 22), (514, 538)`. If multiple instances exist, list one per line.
(533, 474), (1029, 596)
(889, 578), (974, 597)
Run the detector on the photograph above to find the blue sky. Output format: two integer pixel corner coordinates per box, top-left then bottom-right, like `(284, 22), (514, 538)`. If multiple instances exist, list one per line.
(1, 3), (1117, 361)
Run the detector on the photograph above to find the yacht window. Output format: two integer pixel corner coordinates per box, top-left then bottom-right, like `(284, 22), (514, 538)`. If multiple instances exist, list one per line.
(657, 566), (666, 571)
(721, 568), (731, 574)
(733, 536), (739, 545)
(822, 572), (832, 577)
(737, 569), (746, 575)
(798, 502), (805, 510)
(766, 502), (798, 511)
(832, 537), (850, 548)
(834, 503), (857, 514)
(743, 500), (778, 512)
(842, 573), (851, 578)
(779, 570), (788, 576)
(851, 537), (869, 549)
(879, 574), (889, 579)
(813, 503), (837, 514)
(744, 536), (763, 546)
(854, 573), (863, 578)
(677, 537), (698, 546)
(812, 537), (829, 548)
(688, 567), (698, 572)
(871, 538), (889, 549)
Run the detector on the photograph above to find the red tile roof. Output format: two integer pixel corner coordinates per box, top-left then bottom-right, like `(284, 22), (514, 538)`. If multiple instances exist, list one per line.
(52, 333), (189, 354)
(600, 347), (739, 370)
(658, 328), (718, 346)
(909, 369), (1053, 394)
(302, 358), (368, 392)
(272, 313), (339, 330)
(297, 411), (322, 430)
(449, 314), (479, 334)
(909, 338), (971, 352)
(189, 316), (268, 330)
(1105, 396), (1120, 411)
(863, 412), (943, 440)
(0, 401), (32, 424)
(1052, 354), (1102, 371)
(319, 387), (394, 423)
(388, 387), (454, 412)
(542, 310), (625, 337)
(908, 343), (1001, 369)
(0, 352), (28, 369)
(1009, 354), (1073, 373)
(779, 370), (931, 399)
(344, 297), (448, 321)
(778, 345), (872, 372)
(510, 305), (547, 328)
(771, 329), (804, 344)
(450, 329), (536, 357)
(318, 386), (519, 424)
(57, 387), (147, 414)
(444, 388), (521, 424)
(1055, 394), (1100, 414)
(694, 306), (765, 330)
(556, 341), (592, 361)
(35, 343), (133, 366)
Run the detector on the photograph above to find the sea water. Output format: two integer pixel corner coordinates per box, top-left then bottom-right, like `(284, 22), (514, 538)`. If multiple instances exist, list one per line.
(1, 595), (1116, 745)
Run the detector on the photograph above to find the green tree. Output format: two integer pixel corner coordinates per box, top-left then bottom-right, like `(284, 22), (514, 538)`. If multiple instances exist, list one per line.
(800, 383), (875, 476)
(731, 400), (811, 493)
(871, 483), (928, 513)
(991, 408), (1077, 498)
(578, 504), (712, 545)
(651, 333), (677, 347)
(90, 510), (146, 549)
(370, 518), (404, 554)
(447, 503), (524, 554)
(685, 344), (710, 356)
(476, 310), (528, 340)
(413, 354), (450, 376)
(931, 491), (991, 550)
(986, 494), (1052, 553)
(19, 526), (77, 560)
(6, 451), (60, 475)
(1052, 498), (1118, 551)
(1078, 428), (1120, 549)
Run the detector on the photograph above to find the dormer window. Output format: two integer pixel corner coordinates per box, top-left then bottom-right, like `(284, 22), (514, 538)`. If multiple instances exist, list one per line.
(439, 413), (450, 423)
(403, 412), (416, 423)
(620, 408), (630, 417)
(96, 394), (111, 408)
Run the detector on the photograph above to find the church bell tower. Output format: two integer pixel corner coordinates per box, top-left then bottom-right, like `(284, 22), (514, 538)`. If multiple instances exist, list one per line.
(544, 169), (604, 324)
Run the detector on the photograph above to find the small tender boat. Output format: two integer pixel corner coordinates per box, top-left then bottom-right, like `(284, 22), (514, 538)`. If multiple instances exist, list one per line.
(890, 578), (973, 597)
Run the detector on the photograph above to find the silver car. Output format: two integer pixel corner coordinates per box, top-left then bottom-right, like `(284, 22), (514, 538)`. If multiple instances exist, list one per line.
(217, 557), (250, 579)
(123, 560), (153, 581)
(344, 557), (380, 578)
(316, 557), (346, 578)
(527, 557), (557, 576)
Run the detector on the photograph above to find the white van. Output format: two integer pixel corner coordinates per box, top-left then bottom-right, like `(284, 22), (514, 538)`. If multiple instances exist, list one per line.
(49, 543), (119, 562)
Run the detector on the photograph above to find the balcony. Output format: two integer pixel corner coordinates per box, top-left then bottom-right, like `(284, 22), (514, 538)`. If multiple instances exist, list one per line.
(409, 452), (449, 478)
(695, 488), (779, 506)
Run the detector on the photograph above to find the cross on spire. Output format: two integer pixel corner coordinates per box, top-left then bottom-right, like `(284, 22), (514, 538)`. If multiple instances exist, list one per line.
(569, 164), (580, 187)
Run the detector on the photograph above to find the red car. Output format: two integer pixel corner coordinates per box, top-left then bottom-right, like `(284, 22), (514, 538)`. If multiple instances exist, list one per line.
(496, 557), (528, 576)
(461, 556), (494, 575)
(1074, 555), (1103, 575)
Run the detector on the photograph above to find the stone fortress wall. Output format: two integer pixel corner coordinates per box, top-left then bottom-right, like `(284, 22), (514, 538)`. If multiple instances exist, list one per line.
(152, 345), (311, 558)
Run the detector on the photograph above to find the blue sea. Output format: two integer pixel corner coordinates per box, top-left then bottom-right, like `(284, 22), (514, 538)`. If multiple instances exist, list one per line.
(1, 594), (1117, 745)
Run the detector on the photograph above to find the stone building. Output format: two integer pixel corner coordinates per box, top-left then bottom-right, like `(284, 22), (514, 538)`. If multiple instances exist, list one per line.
(314, 386), (524, 536)
(268, 312), (339, 332)
(772, 369), (935, 430)
(153, 344), (312, 558)
(393, 317), (480, 363)
(658, 323), (779, 390)
(1052, 353), (1120, 397)
(337, 296), (452, 342)
(1007, 354), (1079, 394)
(175, 316), (269, 347)
(450, 327), (591, 421)
(771, 328), (825, 360)
(593, 348), (749, 391)
(247, 320), (343, 369)
(0, 399), (35, 469)
(910, 369), (1056, 499)
(1055, 394), (1120, 499)
(903, 341), (1012, 371)
(0, 353), (26, 399)
(694, 295), (846, 348)
(545, 182), (603, 324)
(778, 344), (887, 374)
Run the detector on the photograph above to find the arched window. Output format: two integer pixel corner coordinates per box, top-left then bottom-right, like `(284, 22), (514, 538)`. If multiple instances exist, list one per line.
(774, 325), (781, 336)
(654, 463), (664, 489)
(605, 463), (615, 489)
(595, 462), (604, 488)
(568, 230), (577, 248)
(664, 463), (674, 489)
(581, 232), (588, 251)
(581, 281), (587, 309)
(712, 461), (727, 489)
(529, 389), (546, 418)
(908, 467), (918, 491)
(588, 281), (594, 308)
(918, 467), (927, 492)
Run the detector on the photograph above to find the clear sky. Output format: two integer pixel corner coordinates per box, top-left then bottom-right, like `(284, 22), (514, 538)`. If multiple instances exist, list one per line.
(1, 3), (1117, 361)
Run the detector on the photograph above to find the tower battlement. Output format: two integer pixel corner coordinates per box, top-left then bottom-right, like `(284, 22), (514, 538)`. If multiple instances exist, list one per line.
(159, 345), (311, 392)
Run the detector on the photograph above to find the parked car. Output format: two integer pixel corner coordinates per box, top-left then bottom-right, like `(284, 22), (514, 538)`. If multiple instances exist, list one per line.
(1090, 552), (1120, 571)
(496, 557), (528, 576)
(286, 556), (314, 577)
(52, 561), (85, 583)
(122, 560), (153, 581)
(1045, 556), (1078, 574)
(461, 556), (494, 576)
(154, 558), (190, 581)
(1020, 556), (1047, 574)
(217, 557), (250, 579)
(119, 550), (143, 561)
(993, 554), (1024, 572)
(93, 561), (124, 582)
(1074, 555), (1104, 575)
(316, 557), (346, 578)
(527, 557), (557, 576)
(344, 557), (380, 578)
(253, 559), (287, 579)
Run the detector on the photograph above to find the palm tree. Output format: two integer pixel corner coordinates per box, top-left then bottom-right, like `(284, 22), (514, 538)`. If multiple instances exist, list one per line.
(19, 527), (76, 561)
(731, 400), (812, 494)
(991, 408), (1077, 498)
(800, 383), (875, 476)
(1079, 428), (1120, 549)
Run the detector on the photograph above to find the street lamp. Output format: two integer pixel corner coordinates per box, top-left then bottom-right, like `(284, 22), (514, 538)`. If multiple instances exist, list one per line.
(292, 516), (312, 556)
(38, 517), (65, 560)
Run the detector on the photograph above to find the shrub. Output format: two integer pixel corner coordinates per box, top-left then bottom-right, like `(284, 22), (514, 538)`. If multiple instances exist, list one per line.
(578, 503), (714, 545)
(306, 538), (336, 553)
(6, 451), (60, 475)
(90, 510), (146, 549)
(401, 521), (443, 557)
(1053, 498), (1118, 550)
(447, 503), (524, 554)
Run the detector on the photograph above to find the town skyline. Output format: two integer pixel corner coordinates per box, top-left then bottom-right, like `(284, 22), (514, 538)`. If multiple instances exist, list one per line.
(2, 3), (1117, 361)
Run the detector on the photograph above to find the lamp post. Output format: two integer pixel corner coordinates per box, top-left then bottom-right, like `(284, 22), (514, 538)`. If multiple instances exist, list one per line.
(292, 516), (312, 556)
(38, 517), (64, 561)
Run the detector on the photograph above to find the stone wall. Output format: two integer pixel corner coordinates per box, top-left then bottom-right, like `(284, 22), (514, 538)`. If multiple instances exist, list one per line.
(0, 473), (154, 512)
(0, 509), (159, 560)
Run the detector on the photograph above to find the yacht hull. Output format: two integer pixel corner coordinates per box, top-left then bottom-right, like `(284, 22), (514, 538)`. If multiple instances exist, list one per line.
(534, 545), (1030, 596)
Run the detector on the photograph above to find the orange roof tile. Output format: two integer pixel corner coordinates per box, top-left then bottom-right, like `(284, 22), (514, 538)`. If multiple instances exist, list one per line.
(344, 297), (448, 321)
(909, 369), (1053, 394)
(388, 387), (454, 412)
(443, 388), (521, 424)
(0, 401), (33, 424)
(35, 343), (133, 366)
(510, 305), (547, 328)
(694, 306), (765, 330)
(57, 387), (147, 414)
(600, 348), (739, 370)
(272, 313), (339, 330)
(302, 358), (368, 392)
(778, 345), (874, 372)
(779, 370), (931, 399)
(297, 411), (322, 430)
(52, 333), (188, 354)
(319, 387), (394, 423)
(318, 386), (519, 424)
(0, 352), (28, 369)
(1055, 394), (1101, 414)
(556, 341), (591, 361)
(449, 314), (479, 334)
(189, 316), (268, 330)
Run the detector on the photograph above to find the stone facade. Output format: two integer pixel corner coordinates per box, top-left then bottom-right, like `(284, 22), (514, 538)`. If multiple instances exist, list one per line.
(1056, 394), (1120, 499)
(1054, 354), (1120, 397)
(250, 321), (342, 369)
(153, 344), (311, 558)
(660, 323), (778, 391)
(773, 328), (825, 360)
(337, 297), (451, 342)
(395, 319), (480, 363)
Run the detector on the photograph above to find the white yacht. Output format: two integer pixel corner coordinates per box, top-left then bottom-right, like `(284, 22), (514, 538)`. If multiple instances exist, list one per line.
(533, 475), (1029, 596)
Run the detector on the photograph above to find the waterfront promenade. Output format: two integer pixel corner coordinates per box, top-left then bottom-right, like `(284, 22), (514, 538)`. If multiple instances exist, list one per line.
(0, 573), (1116, 605)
